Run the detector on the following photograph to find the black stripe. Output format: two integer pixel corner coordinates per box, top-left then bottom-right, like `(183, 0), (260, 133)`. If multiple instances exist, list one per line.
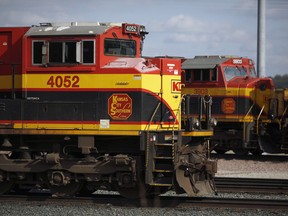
(0, 91), (174, 123)
(189, 96), (264, 116)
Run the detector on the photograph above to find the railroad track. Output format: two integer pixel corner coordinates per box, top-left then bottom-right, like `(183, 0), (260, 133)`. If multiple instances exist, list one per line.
(211, 153), (288, 162)
(0, 193), (288, 210)
(0, 177), (287, 210)
(215, 177), (288, 194)
(3, 177), (287, 196)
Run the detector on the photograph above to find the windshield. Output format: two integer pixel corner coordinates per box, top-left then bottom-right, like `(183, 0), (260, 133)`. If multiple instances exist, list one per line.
(224, 66), (247, 81)
(250, 67), (257, 78)
(104, 39), (136, 57)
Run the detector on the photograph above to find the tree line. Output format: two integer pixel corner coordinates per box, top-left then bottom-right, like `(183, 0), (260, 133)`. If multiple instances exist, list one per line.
(271, 74), (288, 89)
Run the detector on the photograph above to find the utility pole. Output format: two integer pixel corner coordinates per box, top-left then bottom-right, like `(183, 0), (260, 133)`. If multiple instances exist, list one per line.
(257, 0), (266, 77)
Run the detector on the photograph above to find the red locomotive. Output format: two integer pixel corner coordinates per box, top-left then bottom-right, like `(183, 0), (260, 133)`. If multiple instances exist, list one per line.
(0, 22), (216, 198)
(181, 55), (288, 155)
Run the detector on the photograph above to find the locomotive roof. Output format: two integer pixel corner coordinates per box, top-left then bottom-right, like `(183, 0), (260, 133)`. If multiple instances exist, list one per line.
(182, 56), (231, 69)
(25, 22), (122, 36)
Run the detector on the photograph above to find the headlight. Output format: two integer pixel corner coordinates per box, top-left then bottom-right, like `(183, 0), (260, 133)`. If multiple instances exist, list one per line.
(209, 118), (217, 127)
(191, 118), (200, 129)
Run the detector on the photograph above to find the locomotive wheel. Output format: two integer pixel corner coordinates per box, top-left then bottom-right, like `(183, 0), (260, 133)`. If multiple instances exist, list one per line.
(50, 182), (82, 197)
(249, 148), (263, 156)
(0, 181), (14, 194)
(115, 181), (153, 199)
(233, 149), (249, 155)
(213, 148), (227, 154)
(258, 135), (281, 153)
(77, 183), (98, 196)
(13, 184), (34, 194)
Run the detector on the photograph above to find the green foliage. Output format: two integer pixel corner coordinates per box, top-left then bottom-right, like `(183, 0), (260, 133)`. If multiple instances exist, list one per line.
(272, 74), (288, 88)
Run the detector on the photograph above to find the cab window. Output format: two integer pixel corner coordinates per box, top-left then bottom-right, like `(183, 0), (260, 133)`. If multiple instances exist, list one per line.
(82, 40), (95, 64)
(104, 39), (136, 57)
(185, 68), (217, 82)
(32, 41), (45, 64)
(32, 40), (95, 65)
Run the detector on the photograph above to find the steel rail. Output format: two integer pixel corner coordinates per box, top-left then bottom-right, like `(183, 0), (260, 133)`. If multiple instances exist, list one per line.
(215, 177), (288, 193)
(0, 193), (288, 209)
(211, 153), (288, 161)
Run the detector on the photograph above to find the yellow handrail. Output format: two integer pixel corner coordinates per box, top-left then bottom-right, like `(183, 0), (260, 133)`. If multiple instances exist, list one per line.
(244, 103), (255, 120)
(256, 105), (265, 134)
(280, 104), (288, 123)
(145, 101), (161, 131)
(243, 103), (255, 140)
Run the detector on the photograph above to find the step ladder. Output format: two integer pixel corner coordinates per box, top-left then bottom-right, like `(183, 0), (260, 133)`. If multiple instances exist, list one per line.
(145, 132), (175, 187)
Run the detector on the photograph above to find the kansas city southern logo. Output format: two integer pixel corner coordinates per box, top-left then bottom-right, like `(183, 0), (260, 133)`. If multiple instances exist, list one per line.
(221, 98), (236, 114)
(108, 94), (132, 120)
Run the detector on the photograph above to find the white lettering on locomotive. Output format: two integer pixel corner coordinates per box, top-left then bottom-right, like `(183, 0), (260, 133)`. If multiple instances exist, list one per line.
(125, 25), (137, 32)
(233, 59), (242, 64)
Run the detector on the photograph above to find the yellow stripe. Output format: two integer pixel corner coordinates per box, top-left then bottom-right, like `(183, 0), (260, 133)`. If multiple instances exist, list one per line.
(182, 130), (213, 137)
(9, 122), (179, 131)
(149, 183), (172, 186)
(23, 73), (161, 90)
(0, 128), (140, 136)
(0, 75), (22, 89)
(182, 87), (255, 96)
(182, 86), (273, 98)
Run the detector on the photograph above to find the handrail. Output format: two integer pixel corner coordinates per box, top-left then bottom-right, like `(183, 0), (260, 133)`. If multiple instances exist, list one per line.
(243, 103), (255, 141)
(145, 101), (161, 131)
(280, 104), (288, 124)
(257, 105), (265, 121)
(171, 94), (184, 149)
(256, 105), (265, 134)
(244, 103), (255, 119)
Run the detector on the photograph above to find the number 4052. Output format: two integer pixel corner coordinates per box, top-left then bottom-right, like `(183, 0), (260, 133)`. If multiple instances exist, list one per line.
(47, 75), (80, 88)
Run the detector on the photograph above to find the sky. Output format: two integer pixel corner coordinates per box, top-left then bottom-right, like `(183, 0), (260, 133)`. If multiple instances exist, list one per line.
(0, 0), (287, 77)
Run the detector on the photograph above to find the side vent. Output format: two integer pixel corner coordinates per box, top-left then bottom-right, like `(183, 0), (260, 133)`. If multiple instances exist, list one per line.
(0, 103), (6, 111)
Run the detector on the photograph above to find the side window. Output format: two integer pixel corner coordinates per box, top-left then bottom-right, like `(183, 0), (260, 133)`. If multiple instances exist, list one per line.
(192, 69), (217, 82)
(48, 41), (79, 64)
(32, 41), (44, 64)
(185, 69), (192, 82)
(64, 42), (77, 63)
(32, 40), (95, 65)
(49, 42), (63, 63)
(83, 40), (95, 64)
(211, 68), (217, 81)
(202, 69), (210, 81)
(194, 69), (201, 81)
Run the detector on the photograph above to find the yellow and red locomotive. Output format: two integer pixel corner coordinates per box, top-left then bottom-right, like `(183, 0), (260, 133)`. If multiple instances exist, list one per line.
(181, 55), (288, 155)
(0, 22), (216, 198)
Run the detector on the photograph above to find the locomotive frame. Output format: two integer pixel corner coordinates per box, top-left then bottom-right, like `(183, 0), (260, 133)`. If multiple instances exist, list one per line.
(0, 22), (217, 198)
